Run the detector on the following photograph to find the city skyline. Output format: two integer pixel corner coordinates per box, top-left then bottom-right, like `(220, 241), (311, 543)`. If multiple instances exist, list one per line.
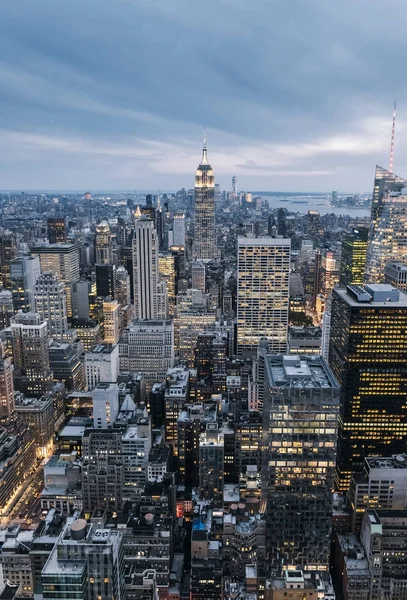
(1, 1), (407, 191)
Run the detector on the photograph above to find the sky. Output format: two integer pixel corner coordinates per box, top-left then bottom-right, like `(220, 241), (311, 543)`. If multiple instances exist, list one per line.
(1, 0), (407, 192)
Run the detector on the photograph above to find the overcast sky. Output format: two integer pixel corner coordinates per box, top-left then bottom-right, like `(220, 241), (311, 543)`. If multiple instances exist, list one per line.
(0, 0), (406, 192)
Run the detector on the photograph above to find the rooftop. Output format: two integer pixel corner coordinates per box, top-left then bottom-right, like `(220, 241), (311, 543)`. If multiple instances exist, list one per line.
(265, 354), (338, 389)
(335, 284), (407, 307)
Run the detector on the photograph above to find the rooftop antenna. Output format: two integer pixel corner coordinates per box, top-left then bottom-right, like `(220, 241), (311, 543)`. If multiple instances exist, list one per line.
(390, 101), (397, 173)
(202, 127), (208, 164)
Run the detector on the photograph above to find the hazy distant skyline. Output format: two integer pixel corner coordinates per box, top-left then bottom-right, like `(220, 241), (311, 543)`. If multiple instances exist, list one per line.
(1, 0), (407, 192)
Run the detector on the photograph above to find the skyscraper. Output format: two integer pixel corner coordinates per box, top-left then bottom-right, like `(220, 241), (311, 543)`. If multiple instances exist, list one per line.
(0, 232), (17, 289)
(132, 217), (163, 319)
(192, 134), (216, 260)
(47, 217), (67, 244)
(237, 236), (291, 356)
(329, 284), (407, 490)
(232, 175), (237, 199)
(95, 220), (113, 265)
(340, 227), (368, 287)
(11, 312), (53, 397)
(319, 248), (341, 299)
(173, 212), (186, 247)
(262, 354), (339, 570)
(10, 255), (41, 313)
(96, 263), (117, 299)
(365, 166), (407, 282)
(102, 299), (120, 345)
(34, 272), (68, 338)
(31, 244), (80, 316)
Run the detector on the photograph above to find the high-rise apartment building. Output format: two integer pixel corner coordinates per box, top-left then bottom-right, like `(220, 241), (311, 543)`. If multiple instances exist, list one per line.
(47, 217), (67, 244)
(340, 228), (368, 287)
(11, 312), (53, 397)
(262, 354), (339, 570)
(10, 255), (41, 313)
(132, 217), (164, 319)
(307, 210), (323, 243)
(95, 220), (113, 265)
(329, 284), (407, 490)
(365, 166), (407, 282)
(192, 137), (217, 260)
(34, 272), (68, 338)
(237, 236), (291, 356)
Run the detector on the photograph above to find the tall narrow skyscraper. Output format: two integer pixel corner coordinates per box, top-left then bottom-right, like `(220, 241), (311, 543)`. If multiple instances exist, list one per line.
(237, 236), (291, 356)
(365, 166), (407, 282)
(192, 133), (216, 260)
(132, 217), (164, 319)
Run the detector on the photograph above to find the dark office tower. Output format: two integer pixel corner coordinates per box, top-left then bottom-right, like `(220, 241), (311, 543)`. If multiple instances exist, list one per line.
(194, 333), (214, 385)
(47, 217), (67, 244)
(329, 284), (407, 491)
(192, 134), (217, 260)
(340, 228), (368, 286)
(95, 264), (117, 299)
(177, 409), (201, 486)
(277, 207), (287, 236)
(146, 194), (153, 207)
(365, 166), (407, 282)
(0, 233), (17, 289)
(307, 210), (323, 244)
(267, 214), (276, 236)
(263, 355), (339, 570)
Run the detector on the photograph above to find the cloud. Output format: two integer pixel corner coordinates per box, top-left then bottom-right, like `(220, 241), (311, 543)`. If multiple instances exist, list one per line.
(0, 0), (407, 190)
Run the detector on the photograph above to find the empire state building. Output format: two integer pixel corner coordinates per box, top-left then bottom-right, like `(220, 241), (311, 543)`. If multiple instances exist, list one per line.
(192, 133), (217, 260)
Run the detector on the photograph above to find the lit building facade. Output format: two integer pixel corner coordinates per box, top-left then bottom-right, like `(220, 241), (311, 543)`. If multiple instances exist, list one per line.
(237, 236), (291, 356)
(365, 165), (407, 282)
(329, 284), (407, 490)
(384, 261), (407, 292)
(340, 227), (368, 287)
(192, 137), (217, 260)
(47, 217), (67, 244)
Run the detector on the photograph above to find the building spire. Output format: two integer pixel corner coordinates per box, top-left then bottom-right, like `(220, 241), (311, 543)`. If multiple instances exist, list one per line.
(202, 127), (208, 165)
(390, 101), (397, 173)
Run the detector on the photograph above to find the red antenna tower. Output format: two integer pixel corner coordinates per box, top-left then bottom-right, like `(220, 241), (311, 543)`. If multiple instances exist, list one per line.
(390, 101), (397, 173)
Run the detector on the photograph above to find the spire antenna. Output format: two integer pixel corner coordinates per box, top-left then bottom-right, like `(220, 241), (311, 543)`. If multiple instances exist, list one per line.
(202, 127), (208, 164)
(390, 101), (397, 173)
